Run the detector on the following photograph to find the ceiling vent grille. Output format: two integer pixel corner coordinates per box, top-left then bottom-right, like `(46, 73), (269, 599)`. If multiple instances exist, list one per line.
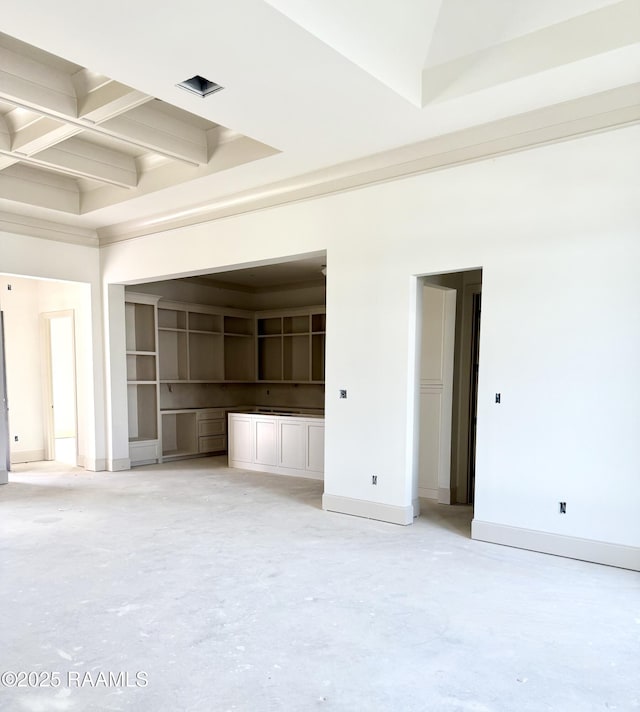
(177, 75), (223, 98)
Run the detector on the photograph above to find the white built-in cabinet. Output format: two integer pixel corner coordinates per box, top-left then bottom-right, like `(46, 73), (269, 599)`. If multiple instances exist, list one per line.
(161, 408), (226, 460)
(125, 295), (326, 467)
(228, 412), (324, 479)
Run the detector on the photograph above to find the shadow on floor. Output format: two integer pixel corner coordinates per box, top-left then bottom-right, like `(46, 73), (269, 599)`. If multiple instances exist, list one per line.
(418, 498), (473, 538)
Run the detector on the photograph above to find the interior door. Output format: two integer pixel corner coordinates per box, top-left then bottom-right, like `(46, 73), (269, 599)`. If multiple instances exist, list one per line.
(0, 312), (9, 484)
(418, 285), (456, 503)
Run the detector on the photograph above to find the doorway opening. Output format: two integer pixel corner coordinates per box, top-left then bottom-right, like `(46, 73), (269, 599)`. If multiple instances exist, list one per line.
(0, 275), (88, 476)
(42, 311), (78, 466)
(414, 269), (483, 514)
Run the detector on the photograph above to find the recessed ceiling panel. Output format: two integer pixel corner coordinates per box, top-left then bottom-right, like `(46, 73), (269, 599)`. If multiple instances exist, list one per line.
(0, 32), (279, 215)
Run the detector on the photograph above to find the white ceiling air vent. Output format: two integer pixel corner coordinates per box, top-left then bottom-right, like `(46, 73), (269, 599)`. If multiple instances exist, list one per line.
(177, 75), (224, 97)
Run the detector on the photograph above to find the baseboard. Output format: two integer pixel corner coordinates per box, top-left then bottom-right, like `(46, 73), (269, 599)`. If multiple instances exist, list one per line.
(472, 519), (640, 572)
(322, 494), (414, 526)
(438, 487), (451, 504)
(418, 486), (438, 500)
(107, 458), (130, 472)
(83, 458), (107, 472)
(412, 498), (420, 518)
(10, 449), (45, 464)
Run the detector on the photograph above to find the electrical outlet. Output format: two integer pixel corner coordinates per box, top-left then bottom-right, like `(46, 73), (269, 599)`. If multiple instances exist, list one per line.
(372, 474), (377, 485)
(495, 393), (501, 403)
(559, 501), (567, 514)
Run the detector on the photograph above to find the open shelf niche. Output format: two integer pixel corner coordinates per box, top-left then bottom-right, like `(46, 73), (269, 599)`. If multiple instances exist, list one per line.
(125, 292), (161, 465)
(256, 307), (325, 383)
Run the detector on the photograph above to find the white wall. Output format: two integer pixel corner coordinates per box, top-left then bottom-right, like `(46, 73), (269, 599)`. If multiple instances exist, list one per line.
(98, 125), (639, 567)
(0, 231), (106, 470)
(0, 277), (43, 461)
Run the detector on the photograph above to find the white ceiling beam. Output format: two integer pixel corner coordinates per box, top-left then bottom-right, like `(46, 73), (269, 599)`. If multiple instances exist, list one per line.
(0, 164), (79, 213)
(0, 157), (17, 170)
(0, 93), (210, 166)
(12, 116), (82, 154)
(0, 38), (212, 168)
(99, 103), (208, 165)
(0, 114), (10, 152)
(0, 135), (138, 189)
(0, 44), (77, 117)
(73, 71), (153, 123)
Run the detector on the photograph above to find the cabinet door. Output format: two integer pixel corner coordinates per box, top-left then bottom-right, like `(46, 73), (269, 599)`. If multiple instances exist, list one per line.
(306, 423), (325, 473)
(278, 420), (305, 469)
(228, 416), (253, 463)
(254, 418), (277, 466)
(199, 435), (226, 453)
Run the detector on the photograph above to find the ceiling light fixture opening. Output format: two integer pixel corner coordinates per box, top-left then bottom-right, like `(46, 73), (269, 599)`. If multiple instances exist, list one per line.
(177, 75), (224, 98)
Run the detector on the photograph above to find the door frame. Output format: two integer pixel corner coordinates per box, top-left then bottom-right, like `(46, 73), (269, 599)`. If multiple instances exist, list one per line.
(0, 311), (9, 483)
(41, 310), (77, 463)
(453, 281), (482, 504)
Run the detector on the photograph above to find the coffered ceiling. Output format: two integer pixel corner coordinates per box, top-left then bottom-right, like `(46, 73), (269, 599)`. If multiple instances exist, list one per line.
(1, 0), (639, 244)
(0, 32), (277, 217)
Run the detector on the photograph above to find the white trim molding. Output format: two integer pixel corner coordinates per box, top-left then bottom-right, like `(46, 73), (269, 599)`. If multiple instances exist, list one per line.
(10, 449), (45, 464)
(418, 486), (438, 500)
(107, 457), (130, 472)
(0, 211), (98, 246)
(438, 487), (451, 504)
(98, 83), (640, 244)
(83, 458), (107, 472)
(472, 519), (640, 572)
(323, 493), (415, 526)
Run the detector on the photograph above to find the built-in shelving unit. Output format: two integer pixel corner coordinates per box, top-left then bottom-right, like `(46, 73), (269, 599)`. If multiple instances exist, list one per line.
(157, 302), (255, 383)
(161, 408), (227, 461)
(256, 308), (325, 383)
(125, 293), (161, 465)
(125, 295), (325, 466)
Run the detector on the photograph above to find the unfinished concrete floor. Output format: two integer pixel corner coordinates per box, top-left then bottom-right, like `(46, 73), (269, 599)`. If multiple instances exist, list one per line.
(1, 458), (638, 712)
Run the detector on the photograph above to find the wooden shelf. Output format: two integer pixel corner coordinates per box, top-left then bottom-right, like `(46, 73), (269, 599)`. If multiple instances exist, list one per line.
(256, 308), (325, 383)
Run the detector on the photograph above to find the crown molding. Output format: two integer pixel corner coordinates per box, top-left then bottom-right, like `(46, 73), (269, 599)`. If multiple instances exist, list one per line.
(0, 210), (98, 246)
(97, 83), (640, 246)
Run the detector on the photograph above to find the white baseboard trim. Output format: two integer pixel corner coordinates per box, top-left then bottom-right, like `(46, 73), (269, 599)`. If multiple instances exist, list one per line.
(322, 494), (414, 526)
(438, 487), (451, 504)
(412, 498), (420, 518)
(418, 486), (438, 500)
(108, 458), (131, 472)
(472, 519), (640, 572)
(10, 449), (45, 464)
(83, 458), (107, 472)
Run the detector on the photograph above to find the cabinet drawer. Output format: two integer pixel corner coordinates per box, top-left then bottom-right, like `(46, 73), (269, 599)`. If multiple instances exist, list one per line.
(199, 435), (226, 453)
(130, 440), (160, 465)
(197, 408), (224, 421)
(198, 419), (225, 437)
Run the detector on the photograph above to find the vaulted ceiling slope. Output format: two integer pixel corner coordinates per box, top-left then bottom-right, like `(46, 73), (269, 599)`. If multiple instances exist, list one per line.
(1, 0), (639, 244)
